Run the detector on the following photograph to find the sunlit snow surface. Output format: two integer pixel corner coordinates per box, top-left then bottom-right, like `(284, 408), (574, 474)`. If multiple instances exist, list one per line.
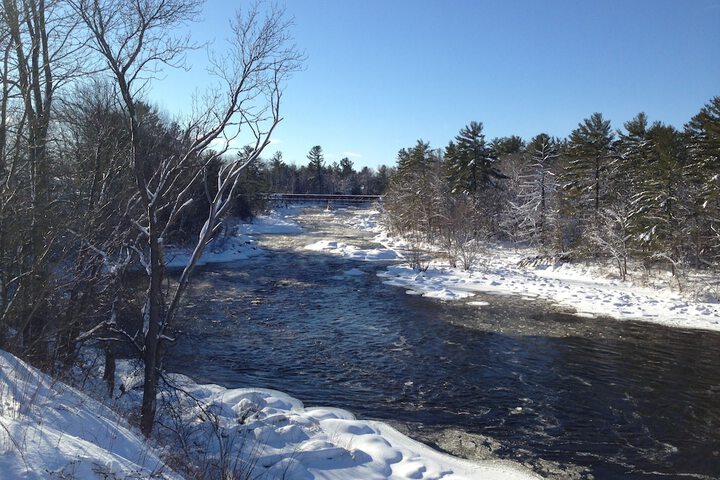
(165, 208), (304, 268)
(0, 351), (177, 479)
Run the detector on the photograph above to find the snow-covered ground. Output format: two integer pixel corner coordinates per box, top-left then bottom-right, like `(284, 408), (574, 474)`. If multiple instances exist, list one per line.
(165, 208), (304, 268)
(0, 350), (177, 479)
(0, 349), (538, 479)
(305, 207), (720, 332)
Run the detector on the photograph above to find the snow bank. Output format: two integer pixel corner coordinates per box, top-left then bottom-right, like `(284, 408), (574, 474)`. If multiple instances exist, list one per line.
(165, 208), (303, 268)
(0, 351), (177, 479)
(335, 208), (383, 232)
(376, 236), (720, 331)
(165, 233), (263, 268)
(240, 207), (304, 235)
(145, 374), (539, 480)
(0, 348), (539, 479)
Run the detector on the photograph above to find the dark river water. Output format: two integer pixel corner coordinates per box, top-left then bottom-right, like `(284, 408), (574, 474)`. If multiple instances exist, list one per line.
(166, 207), (720, 479)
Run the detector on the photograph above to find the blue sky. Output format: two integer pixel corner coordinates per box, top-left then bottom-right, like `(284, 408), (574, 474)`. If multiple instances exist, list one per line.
(151, 0), (720, 169)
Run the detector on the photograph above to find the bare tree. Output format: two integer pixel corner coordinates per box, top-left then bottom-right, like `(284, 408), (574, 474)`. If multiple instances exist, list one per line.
(70, 0), (301, 436)
(0, 0), (84, 360)
(586, 205), (633, 281)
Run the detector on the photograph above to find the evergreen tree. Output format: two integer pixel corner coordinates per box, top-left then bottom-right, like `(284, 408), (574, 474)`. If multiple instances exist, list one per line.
(685, 96), (720, 209)
(563, 112), (615, 222)
(512, 133), (560, 246)
(396, 140), (434, 178)
(268, 151), (290, 192)
(684, 96), (720, 263)
(233, 145), (269, 218)
(445, 121), (504, 195)
(614, 112), (651, 204)
(491, 135), (525, 155)
(306, 145), (325, 193)
(616, 114), (685, 268)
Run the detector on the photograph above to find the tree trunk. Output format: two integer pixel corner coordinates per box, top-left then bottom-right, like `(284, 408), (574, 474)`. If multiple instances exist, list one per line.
(140, 224), (165, 437)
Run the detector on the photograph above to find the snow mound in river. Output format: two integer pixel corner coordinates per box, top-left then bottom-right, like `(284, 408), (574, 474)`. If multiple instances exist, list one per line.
(304, 239), (402, 261)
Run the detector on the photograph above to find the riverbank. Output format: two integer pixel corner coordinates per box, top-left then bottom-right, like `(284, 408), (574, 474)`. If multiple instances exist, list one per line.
(0, 347), (539, 479)
(307, 207), (720, 332)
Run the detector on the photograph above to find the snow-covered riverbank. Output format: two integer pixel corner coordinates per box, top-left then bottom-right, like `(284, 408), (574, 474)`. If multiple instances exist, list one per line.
(304, 207), (720, 332)
(11, 205), (718, 479)
(0, 348), (538, 479)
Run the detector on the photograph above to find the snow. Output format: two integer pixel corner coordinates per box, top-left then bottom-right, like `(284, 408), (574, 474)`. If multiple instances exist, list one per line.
(375, 241), (720, 331)
(143, 377), (538, 480)
(165, 208), (303, 268)
(304, 240), (402, 261)
(0, 350), (176, 479)
(0, 350), (538, 480)
(240, 208), (305, 235)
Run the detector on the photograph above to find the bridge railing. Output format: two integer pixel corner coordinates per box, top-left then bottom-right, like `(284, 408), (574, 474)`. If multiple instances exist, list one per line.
(261, 193), (383, 204)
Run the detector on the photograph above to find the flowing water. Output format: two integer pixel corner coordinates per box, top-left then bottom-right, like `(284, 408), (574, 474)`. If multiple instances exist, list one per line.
(166, 207), (720, 479)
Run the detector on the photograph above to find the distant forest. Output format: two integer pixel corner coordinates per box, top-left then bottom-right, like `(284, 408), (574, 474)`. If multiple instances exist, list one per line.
(230, 144), (391, 218)
(383, 96), (720, 279)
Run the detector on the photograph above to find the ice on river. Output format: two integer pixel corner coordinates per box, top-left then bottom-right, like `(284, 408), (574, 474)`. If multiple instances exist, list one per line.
(304, 239), (402, 261)
(0, 349), (538, 480)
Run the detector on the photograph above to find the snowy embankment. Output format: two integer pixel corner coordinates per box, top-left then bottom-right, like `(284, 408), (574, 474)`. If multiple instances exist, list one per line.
(0, 350), (176, 479)
(0, 349), (537, 479)
(312, 208), (720, 332)
(165, 208), (304, 268)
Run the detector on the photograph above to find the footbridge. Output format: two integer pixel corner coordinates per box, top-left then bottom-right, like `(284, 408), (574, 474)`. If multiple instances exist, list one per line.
(263, 193), (382, 205)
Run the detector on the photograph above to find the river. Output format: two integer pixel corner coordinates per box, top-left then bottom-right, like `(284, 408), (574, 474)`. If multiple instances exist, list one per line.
(166, 206), (720, 479)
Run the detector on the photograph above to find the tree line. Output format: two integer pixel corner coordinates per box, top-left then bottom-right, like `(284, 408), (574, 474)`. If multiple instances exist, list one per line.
(232, 144), (391, 216)
(384, 97), (720, 279)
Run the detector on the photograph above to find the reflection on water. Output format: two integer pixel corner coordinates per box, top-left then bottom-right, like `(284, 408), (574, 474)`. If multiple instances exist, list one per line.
(167, 208), (720, 479)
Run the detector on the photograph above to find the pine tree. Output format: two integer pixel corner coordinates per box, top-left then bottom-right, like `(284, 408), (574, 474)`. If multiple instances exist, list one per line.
(491, 135), (525, 155)
(563, 112), (615, 222)
(685, 96), (720, 208)
(617, 115), (685, 268)
(396, 140), (434, 178)
(306, 145), (325, 193)
(445, 122), (505, 195)
(684, 96), (720, 263)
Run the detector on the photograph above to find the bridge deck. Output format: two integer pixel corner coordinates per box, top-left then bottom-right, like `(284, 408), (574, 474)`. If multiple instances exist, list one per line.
(263, 193), (382, 204)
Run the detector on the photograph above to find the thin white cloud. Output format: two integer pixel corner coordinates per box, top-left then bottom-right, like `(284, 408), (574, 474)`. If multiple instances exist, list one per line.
(342, 151), (362, 158)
